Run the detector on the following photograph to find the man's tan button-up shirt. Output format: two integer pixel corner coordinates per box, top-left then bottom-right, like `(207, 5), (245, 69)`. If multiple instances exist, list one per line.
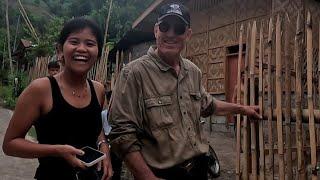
(109, 46), (216, 169)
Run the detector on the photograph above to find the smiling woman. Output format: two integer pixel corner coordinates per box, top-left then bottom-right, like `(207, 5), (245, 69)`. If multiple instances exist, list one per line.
(2, 18), (113, 180)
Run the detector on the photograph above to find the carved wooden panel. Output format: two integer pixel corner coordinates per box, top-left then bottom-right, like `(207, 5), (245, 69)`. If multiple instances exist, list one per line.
(236, 0), (269, 21)
(190, 11), (208, 34)
(208, 0), (236, 30)
(192, 54), (208, 74)
(208, 48), (225, 63)
(209, 25), (235, 48)
(202, 73), (207, 90)
(207, 62), (224, 79)
(273, 0), (302, 14)
(306, 0), (320, 50)
(208, 78), (225, 94)
(187, 33), (207, 56)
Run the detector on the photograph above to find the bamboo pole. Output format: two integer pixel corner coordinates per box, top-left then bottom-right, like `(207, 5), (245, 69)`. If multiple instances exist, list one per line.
(294, 12), (306, 180)
(114, 50), (120, 86)
(275, 15), (285, 180)
(129, 52), (132, 63)
(101, 0), (113, 82)
(102, 0), (113, 54)
(249, 21), (258, 180)
(5, 0), (13, 74)
(236, 24), (244, 180)
(266, 17), (274, 180)
(284, 13), (292, 179)
(13, 15), (21, 51)
(258, 22), (265, 180)
(17, 0), (39, 42)
(120, 51), (124, 71)
(306, 11), (317, 180)
(2, 37), (6, 70)
(243, 22), (251, 180)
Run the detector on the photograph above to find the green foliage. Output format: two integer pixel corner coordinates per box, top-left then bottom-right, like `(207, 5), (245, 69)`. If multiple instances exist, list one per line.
(0, 0), (154, 85)
(0, 85), (17, 109)
(0, 70), (29, 109)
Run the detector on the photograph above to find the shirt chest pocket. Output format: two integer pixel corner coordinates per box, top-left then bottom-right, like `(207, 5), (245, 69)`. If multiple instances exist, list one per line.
(144, 95), (174, 130)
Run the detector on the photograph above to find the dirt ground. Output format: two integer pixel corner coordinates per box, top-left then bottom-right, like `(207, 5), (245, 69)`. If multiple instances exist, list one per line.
(0, 106), (236, 180)
(206, 130), (236, 180)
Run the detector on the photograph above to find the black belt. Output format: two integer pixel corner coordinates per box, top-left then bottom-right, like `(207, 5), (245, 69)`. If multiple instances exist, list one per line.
(150, 154), (208, 180)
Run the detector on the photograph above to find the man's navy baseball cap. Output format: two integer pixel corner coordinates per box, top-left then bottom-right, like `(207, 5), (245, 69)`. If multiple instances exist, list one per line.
(158, 2), (190, 26)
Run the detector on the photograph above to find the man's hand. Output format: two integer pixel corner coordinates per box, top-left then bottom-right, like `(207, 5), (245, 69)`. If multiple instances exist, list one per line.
(125, 151), (159, 180)
(241, 105), (262, 120)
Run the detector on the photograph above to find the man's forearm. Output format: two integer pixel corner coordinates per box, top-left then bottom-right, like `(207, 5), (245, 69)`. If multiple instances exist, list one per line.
(213, 99), (243, 116)
(124, 151), (158, 180)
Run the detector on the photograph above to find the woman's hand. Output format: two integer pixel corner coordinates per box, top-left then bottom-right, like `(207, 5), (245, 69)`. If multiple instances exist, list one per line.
(55, 145), (86, 169)
(99, 144), (113, 180)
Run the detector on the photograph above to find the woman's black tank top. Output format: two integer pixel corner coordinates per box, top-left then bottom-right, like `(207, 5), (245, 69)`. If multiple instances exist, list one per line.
(34, 76), (102, 179)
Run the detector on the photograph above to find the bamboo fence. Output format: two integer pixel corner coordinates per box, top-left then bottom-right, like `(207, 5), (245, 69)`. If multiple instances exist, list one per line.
(28, 47), (111, 86)
(236, 12), (320, 180)
(28, 56), (51, 81)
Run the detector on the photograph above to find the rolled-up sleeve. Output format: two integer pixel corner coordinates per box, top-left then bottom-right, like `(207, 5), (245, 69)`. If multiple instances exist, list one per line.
(109, 65), (143, 158)
(200, 84), (217, 118)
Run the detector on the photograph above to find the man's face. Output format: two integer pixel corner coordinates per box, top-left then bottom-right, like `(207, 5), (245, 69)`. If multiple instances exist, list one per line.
(48, 68), (60, 76)
(154, 16), (191, 58)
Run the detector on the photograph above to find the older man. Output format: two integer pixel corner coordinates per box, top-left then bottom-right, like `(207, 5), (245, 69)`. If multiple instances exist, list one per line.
(109, 2), (261, 180)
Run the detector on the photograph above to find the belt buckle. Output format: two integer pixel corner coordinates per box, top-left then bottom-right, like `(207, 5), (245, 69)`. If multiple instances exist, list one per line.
(183, 161), (193, 172)
(180, 160), (194, 173)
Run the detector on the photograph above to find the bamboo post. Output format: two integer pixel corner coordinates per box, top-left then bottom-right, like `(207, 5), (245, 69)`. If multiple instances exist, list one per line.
(306, 11), (317, 180)
(243, 22), (251, 180)
(2, 37), (6, 70)
(275, 15), (285, 180)
(13, 15), (21, 52)
(258, 22), (265, 180)
(249, 21), (258, 180)
(100, 0), (113, 82)
(5, 0), (13, 74)
(294, 12), (306, 180)
(17, 0), (39, 42)
(266, 17), (274, 180)
(114, 50), (120, 86)
(102, 0), (113, 54)
(120, 50), (124, 71)
(236, 24), (244, 180)
(129, 52), (132, 63)
(284, 13), (292, 180)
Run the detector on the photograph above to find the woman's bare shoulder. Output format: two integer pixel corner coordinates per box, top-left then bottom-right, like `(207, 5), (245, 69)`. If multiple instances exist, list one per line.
(27, 77), (51, 93)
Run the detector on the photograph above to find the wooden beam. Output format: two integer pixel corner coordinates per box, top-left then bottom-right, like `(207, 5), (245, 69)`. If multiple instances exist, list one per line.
(249, 21), (258, 180)
(258, 22), (265, 180)
(236, 24), (244, 180)
(294, 12), (306, 179)
(243, 22), (251, 180)
(284, 12), (293, 179)
(5, 0), (13, 74)
(306, 12), (318, 180)
(275, 14), (285, 180)
(266, 17), (274, 179)
(132, 0), (164, 29)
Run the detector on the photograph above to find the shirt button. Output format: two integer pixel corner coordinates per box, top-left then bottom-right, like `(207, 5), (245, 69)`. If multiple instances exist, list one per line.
(183, 112), (186, 114)
(180, 96), (183, 99)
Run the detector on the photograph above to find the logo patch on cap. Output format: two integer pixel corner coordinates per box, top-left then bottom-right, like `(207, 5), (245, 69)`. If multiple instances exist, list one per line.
(167, 4), (182, 15)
